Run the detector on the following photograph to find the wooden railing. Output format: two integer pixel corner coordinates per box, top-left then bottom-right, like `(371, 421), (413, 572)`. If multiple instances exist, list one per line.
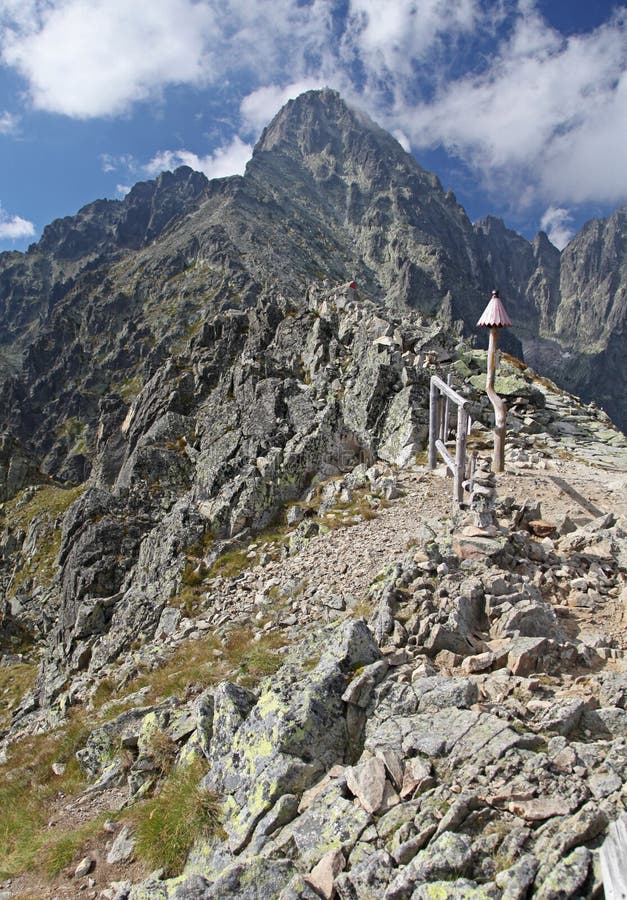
(428, 375), (472, 504)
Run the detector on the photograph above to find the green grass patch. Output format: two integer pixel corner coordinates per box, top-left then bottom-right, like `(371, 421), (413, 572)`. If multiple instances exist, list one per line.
(348, 598), (375, 620)
(40, 815), (107, 878)
(118, 626), (288, 705)
(0, 661), (38, 729)
(319, 493), (383, 531)
(169, 583), (205, 618)
(128, 759), (222, 876)
(208, 545), (251, 579)
(0, 713), (91, 879)
(207, 525), (288, 580)
(126, 633), (223, 702)
(113, 373), (143, 402)
(3, 484), (85, 597)
(224, 630), (286, 688)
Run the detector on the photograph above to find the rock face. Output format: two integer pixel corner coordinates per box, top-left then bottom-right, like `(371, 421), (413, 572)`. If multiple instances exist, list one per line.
(1, 88), (623, 495)
(474, 210), (627, 430)
(106, 495), (624, 900)
(1, 284), (449, 707)
(0, 88), (626, 899)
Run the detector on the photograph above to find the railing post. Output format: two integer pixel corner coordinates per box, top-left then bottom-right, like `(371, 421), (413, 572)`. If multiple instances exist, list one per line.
(442, 373), (452, 442)
(429, 375), (469, 505)
(454, 406), (468, 503)
(429, 378), (438, 469)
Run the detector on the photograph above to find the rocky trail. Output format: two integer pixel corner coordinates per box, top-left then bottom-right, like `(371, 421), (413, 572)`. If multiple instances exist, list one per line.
(1, 88), (626, 900)
(3, 416), (625, 900)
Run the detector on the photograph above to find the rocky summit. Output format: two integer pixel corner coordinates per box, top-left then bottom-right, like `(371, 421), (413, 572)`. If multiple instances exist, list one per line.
(0, 89), (625, 899)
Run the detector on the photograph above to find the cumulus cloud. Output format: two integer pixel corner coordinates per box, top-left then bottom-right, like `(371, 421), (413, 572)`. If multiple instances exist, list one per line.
(1, 0), (216, 117)
(402, 6), (627, 207)
(145, 136), (253, 180)
(342, 0), (481, 92)
(1, 0), (626, 222)
(539, 206), (574, 250)
(0, 205), (35, 240)
(0, 0), (336, 119)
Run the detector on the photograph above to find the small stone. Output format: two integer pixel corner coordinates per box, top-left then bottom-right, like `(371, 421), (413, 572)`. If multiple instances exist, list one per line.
(345, 757), (387, 814)
(568, 590), (595, 608)
(461, 651), (495, 674)
(378, 780), (401, 813)
(400, 757), (434, 798)
(589, 770), (622, 799)
(106, 825), (135, 864)
(507, 636), (548, 676)
(392, 825), (437, 865)
(51, 761), (66, 776)
(324, 594), (346, 611)
(74, 857), (94, 878)
(376, 748), (404, 791)
(508, 797), (575, 821)
(342, 673), (375, 708)
(535, 847), (591, 900)
(528, 519), (556, 537)
(306, 849), (346, 899)
(536, 698), (585, 736)
(551, 747), (576, 773)
(495, 854), (538, 900)
(435, 649), (462, 669)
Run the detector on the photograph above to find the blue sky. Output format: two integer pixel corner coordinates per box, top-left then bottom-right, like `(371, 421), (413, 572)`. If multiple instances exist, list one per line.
(0, 0), (626, 253)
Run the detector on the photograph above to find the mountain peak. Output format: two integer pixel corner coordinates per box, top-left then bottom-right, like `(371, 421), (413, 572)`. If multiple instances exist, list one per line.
(253, 88), (406, 165)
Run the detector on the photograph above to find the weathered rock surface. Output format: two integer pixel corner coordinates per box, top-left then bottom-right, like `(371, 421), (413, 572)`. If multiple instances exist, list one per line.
(0, 88), (626, 900)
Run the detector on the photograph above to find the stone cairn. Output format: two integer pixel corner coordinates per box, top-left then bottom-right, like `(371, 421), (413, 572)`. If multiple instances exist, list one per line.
(467, 456), (497, 530)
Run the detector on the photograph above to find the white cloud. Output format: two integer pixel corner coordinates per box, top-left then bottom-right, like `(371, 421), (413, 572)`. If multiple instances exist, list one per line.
(401, 7), (627, 207)
(116, 184), (132, 198)
(1, 0), (216, 117)
(0, 110), (18, 134)
(145, 136), (253, 180)
(100, 152), (137, 174)
(343, 0), (481, 89)
(1, 0), (626, 222)
(0, 206), (35, 239)
(241, 80), (326, 134)
(0, 0), (336, 119)
(392, 129), (411, 153)
(539, 206), (574, 249)
(540, 70), (627, 205)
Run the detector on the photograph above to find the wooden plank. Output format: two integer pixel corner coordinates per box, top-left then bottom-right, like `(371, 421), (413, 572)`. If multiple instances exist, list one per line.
(601, 814), (627, 900)
(430, 375), (468, 408)
(435, 439), (456, 474)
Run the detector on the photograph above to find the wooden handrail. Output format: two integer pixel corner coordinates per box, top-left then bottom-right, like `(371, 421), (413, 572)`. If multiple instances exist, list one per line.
(429, 375), (469, 504)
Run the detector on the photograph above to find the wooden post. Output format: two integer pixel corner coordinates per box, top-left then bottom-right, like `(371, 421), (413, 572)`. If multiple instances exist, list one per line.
(486, 326), (506, 473)
(428, 378), (438, 469)
(441, 373), (452, 442)
(454, 405), (468, 503)
(429, 375), (469, 505)
(477, 290), (511, 474)
(600, 814), (627, 900)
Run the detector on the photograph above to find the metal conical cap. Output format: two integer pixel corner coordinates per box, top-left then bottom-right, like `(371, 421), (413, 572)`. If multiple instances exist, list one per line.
(477, 290), (512, 327)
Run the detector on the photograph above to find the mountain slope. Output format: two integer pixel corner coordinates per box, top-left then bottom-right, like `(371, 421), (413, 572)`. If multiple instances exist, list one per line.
(0, 88), (624, 486)
(474, 210), (627, 428)
(0, 89), (626, 899)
